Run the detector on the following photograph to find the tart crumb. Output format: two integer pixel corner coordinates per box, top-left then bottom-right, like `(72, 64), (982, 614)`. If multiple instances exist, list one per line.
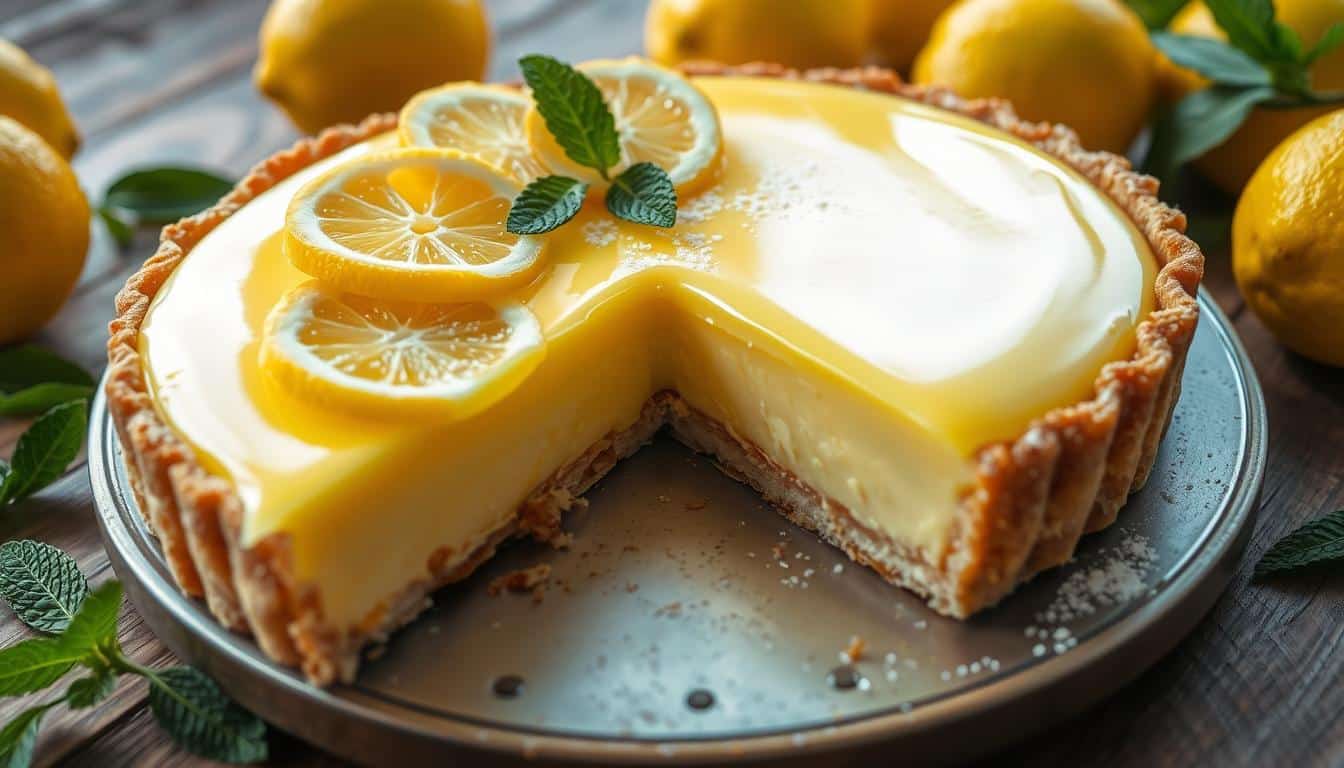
(487, 564), (552, 597)
(841, 635), (866, 664)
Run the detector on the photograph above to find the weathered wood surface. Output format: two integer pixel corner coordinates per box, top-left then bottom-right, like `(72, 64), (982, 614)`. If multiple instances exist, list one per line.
(0, 1), (1340, 765)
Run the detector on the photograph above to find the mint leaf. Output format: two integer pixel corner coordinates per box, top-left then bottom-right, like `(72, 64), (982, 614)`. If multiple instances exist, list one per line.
(66, 669), (115, 710)
(0, 540), (89, 633)
(1204, 0), (1281, 61)
(59, 582), (121, 655)
(0, 400), (88, 505)
(96, 207), (134, 248)
(103, 168), (233, 224)
(1305, 21), (1344, 64)
(1151, 32), (1272, 86)
(606, 163), (676, 228)
(147, 667), (267, 764)
(507, 176), (588, 234)
(519, 55), (620, 179)
(1257, 510), (1344, 575)
(0, 464), (8, 492)
(1127, 0), (1192, 29)
(0, 347), (92, 394)
(1144, 85), (1276, 179)
(0, 702), (53, 768)
(0, 637), (81, 696)
(0, 384), (93, 418)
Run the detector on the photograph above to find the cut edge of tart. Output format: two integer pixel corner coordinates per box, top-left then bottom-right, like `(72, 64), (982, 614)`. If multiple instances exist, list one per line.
(105, 63), (1203, 685)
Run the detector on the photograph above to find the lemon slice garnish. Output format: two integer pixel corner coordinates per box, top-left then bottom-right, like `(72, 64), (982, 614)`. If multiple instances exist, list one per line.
(260, 284), (545, 420)
(525, 58), (722, 195)
(398, 84), (548, 184)
(284, 148), (544, 303)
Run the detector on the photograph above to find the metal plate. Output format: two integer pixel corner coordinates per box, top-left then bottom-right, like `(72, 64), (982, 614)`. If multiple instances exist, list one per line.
(91, 292), (1266, 766)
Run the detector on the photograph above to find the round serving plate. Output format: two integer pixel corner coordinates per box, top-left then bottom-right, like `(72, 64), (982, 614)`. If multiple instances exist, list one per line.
(92, 291), (1266, 766)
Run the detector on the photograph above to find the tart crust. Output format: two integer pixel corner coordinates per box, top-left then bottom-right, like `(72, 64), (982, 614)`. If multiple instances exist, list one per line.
(105, 64), (1204, 685)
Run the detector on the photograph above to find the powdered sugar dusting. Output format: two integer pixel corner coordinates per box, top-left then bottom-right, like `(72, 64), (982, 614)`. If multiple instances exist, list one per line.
(582, 219), (617, 247)
(1036, 532), (1157, 626)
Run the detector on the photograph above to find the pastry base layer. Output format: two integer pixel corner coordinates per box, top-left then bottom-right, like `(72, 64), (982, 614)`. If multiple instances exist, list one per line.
(106, 64), (1204, 685)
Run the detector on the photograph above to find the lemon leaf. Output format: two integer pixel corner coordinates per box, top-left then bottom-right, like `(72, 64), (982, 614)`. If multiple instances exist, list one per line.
(0, 400), (88, 506)
(518, 55), (620, 179)
(507, 175), (588, 234)
(1151, 32), (1271, 86)
(96, 207), (135, 248)
(1144, 85), (1275, 180)
(1305, 21), (1344, 65)
(1127, 0), (1192, 29)
(103, 167), (234, 225)
(0, 347), (92, 394)
(0, 383), (93, 418)
(606, 163), (676, 228)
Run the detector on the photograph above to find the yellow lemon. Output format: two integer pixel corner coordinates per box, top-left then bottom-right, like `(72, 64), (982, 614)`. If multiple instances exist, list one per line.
(255, 0), (490, 135)
(912, 0), (1157, 154)
(1169, 0), (1344, 195)
(0, 117), (88, 344)
(0, 39), (79, 158)
(644, 0), (870, 70)
(284, 148), (544, 303)
(1233, 109), (1344, 366)
(867, 0), (959, 75)
(260, 284), (545, 420)
(524, 58), (723, 196)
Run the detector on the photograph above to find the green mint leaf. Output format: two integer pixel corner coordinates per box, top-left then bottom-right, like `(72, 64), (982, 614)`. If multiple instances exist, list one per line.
(1305, 21), (1344, 64)
(1256, 510), (1344, 575)
(0, 383), (93, 418)
(0, 347), (93, 394)
(1144, 85), (1276, 179)
(96, 207), (135, 248)
(0, 463), (8, 492)
(1127, 0), (1192, 29)
(605, 163), (676, 228)
(0, 702), (54, 768)
(0, 540), (89, 633)
(0, 637), (81, 696)
(1203, 0), (1281, 61)
(507, 176), (588, 234)
(519, 55), (620, 178)
(59, 582), (122, 655)
(1151, 32), (1272, 86)
(1, 400), (88, 505)
(102, 167), (233, 225)
(147, 667), (267, 764)
(66, 669), (116, 710)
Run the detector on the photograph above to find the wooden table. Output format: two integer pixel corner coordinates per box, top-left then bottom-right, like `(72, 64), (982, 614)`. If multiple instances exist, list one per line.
(2, 1), (1341, 765)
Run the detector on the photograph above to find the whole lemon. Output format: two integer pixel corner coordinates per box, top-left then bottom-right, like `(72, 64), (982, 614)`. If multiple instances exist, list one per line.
(868, 0), (959, 75)
(0, 39), (79, 158)
(1169, 0), (1344, 195)
(255, 0), (490, 135)
(912, 0), (1157, 153)
(1233, 109), (1344, 366)
(645, 0), (871, 70)
(0, 117), (89, 344)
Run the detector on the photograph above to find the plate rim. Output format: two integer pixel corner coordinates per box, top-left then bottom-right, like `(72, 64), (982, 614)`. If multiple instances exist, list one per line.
(90, 290), (1266, 765)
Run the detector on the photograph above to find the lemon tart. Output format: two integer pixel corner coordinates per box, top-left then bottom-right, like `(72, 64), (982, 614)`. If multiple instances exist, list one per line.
(106, 62), (1204, 685)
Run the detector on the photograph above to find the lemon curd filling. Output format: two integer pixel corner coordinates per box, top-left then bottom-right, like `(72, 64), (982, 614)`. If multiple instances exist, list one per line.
(139, 77), (1156, 627)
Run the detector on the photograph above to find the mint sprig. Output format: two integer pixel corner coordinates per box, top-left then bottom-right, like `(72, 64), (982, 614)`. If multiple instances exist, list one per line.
(1256, 509), (1344, 575)
(0, 541), (89, 634)
(607, 163), (677, 228)
(507, 176), (589, 234)
(0, 543), (267, 765)
(1128, 0), (1193, 29)
(1, 347), (93, 508)
(508, 55), (679, 233)
(0, 400), (87, 506)
(1144, 0), (1344, 180)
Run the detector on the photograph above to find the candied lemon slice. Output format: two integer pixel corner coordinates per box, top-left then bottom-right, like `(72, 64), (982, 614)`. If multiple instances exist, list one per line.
(525, 57), (722, 195)
(398, 84), (548, 184)
(285, 149), (543, 302)
(260, 284), (545, 420)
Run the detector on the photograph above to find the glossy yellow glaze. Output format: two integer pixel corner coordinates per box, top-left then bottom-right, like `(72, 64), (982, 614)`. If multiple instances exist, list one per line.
(139, 77), (1155, 626)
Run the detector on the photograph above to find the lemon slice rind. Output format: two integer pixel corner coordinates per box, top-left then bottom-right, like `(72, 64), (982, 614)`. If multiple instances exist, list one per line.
(398, 83), (548, 184)
(285, 148), (544, 303)
(260, 284), (546, 420)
